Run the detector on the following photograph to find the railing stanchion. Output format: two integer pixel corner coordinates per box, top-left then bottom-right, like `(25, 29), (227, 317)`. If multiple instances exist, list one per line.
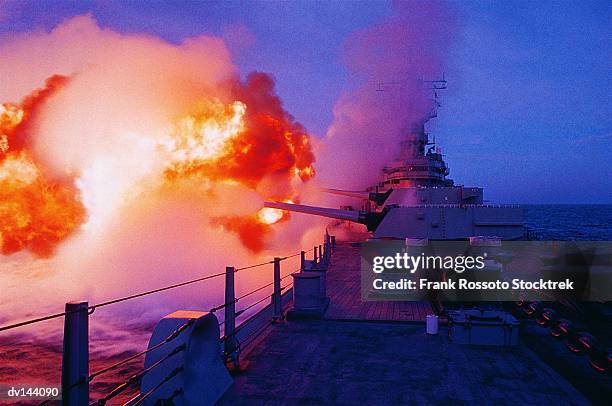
(61, 301), (89, 406)
(300, 251), (306, 271)
(324, 234), (330, 265)
(314, 246), (318, 263)
(224, 266), (240, 369)
(273, 257), (283, 321)
(319, 244), (323, 264)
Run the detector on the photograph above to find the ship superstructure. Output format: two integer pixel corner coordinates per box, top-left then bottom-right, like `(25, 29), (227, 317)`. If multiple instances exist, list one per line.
(266, 80), (524, 240)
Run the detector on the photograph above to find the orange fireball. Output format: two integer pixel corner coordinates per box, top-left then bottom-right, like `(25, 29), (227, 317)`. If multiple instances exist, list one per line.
(163, 73), (315, 189)
(0, 152), (86, 256)
(0, 72), (315, 256)
(257, 207), (284, 225)
(162, 73), (315, 251)
(0, 76), (86, 257)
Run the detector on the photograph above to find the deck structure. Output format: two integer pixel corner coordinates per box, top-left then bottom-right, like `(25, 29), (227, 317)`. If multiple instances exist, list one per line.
(324, 242), (434, 322)
(220, 242), (589, 404)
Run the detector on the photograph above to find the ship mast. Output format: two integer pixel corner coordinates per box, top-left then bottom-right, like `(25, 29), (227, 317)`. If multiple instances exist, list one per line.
(377, 75), (447, 160)
(374, 75), (451, 188)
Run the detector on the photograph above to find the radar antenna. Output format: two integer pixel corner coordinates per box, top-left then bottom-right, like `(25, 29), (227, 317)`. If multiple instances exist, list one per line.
(424, 73), (447, 90)
(376, 74), (447, 96)
(375, 74), (448, 119)
(424, 73), (447, 104)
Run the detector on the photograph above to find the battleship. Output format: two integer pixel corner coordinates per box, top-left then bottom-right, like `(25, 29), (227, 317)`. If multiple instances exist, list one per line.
(2, 80), (609, 406)
(2, 4), (611, 405)
(266, 80), (524, 241)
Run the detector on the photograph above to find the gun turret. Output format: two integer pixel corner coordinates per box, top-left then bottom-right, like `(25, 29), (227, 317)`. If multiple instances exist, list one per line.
(324, 188), (393, 206)
(323, 188), (369, 200)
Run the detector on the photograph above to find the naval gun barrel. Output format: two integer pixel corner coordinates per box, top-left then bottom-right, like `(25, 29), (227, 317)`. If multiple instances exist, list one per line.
(264, 201), (383, 231)
(323, 188), (370, 200)
(264, 201), (361, 222)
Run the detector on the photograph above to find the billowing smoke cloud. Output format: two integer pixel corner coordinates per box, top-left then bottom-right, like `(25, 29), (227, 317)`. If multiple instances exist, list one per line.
(0, 15), (322, 332)
(0, 1), (456, 348)
(315, 1), (454, 191)
(0, 6), (460, 395)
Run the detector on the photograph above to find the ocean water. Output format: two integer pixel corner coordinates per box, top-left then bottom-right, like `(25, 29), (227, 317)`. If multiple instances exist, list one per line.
(524, 205), (612, 241)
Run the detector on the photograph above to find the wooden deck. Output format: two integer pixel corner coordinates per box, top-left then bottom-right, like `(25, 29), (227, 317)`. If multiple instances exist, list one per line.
(323, 242), (435, 321)
(220, 320), (589, 405)
(219, 239), (591, 405)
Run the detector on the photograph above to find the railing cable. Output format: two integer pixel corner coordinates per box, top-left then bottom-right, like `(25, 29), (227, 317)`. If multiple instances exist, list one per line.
(221, 268), (298, 341)
(234, 320), (275, 354)
(129, 366), (183, 406)
(234, 247), (312, 272)
(214, 268), (298, 314)
(24, 240), (330, 405)
(0, 310), (74, 332)
(237, 281), (274, 301)
(281, 269), (299, 280)
(89, 320), (193, 381)
(93, 344), (185, 405)
(235, 260), (273, 272)
(1, 244), (314, 333)
(91, 272), (226, 310)
(277, 251), (303, 260)
(0, 272), (225, 332)
(235, 295), (272, 318)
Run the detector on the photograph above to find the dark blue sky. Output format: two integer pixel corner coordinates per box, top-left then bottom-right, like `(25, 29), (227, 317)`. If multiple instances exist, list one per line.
(1, 0), (610, 203)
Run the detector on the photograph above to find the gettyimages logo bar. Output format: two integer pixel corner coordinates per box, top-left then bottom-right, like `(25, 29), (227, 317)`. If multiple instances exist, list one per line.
(360, 240), (612, 302)
(372, 252), (487, 274)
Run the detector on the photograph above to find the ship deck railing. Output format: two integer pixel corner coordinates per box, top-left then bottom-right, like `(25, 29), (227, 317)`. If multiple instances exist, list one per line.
(0, 235), (334, 406)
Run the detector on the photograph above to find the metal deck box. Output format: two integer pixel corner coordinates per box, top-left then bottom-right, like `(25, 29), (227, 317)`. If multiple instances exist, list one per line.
(448, 309), (520, 346)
